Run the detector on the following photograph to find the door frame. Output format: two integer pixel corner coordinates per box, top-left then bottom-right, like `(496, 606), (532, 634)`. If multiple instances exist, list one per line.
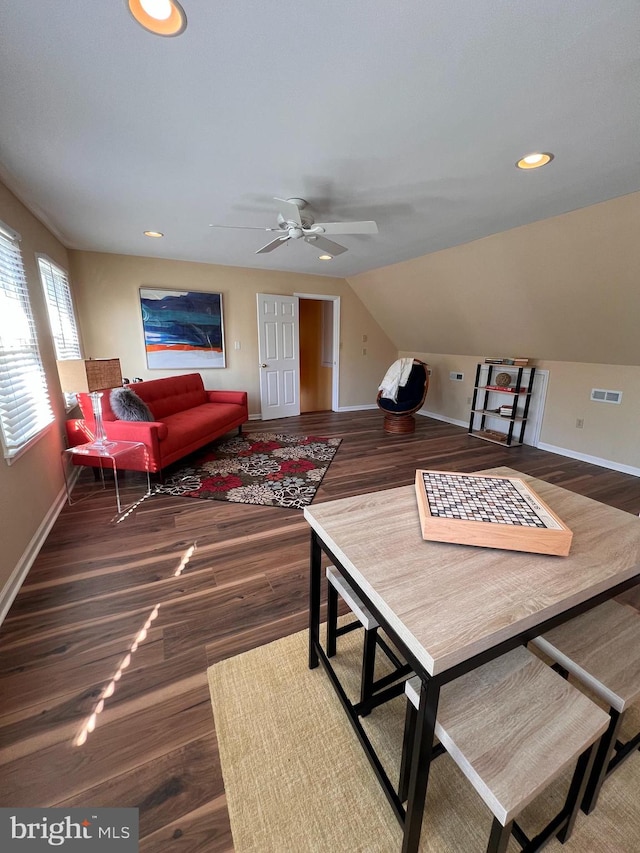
(524, 368), (549, 447)
(294, 292), (341, 411)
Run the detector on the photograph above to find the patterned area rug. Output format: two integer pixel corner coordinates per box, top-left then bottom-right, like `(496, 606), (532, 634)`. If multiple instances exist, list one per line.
(156, 432), (341, 509)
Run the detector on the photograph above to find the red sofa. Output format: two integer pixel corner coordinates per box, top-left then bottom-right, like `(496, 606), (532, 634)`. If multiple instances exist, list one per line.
(65, 373), (248, 474)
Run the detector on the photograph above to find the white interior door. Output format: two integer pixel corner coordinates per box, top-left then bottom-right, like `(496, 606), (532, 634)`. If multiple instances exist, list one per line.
(257, 293), (300, 420)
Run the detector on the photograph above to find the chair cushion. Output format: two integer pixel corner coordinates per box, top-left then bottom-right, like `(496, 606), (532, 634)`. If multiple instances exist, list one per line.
(378, 363), (427, 413)
(326, 565), (378, 630)
(530, 600), (640, 712)
(405, 647), (609, 825)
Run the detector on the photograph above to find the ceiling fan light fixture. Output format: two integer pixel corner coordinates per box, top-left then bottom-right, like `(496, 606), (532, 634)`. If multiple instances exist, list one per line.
(516, 152), (554, 170)
(211, 197), (377, 257)
(144, 230), (164, 238)
(127, 0), (187, 36)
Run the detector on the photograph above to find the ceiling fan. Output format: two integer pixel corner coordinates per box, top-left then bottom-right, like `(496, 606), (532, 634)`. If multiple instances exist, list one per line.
(209, 198), (378, 256)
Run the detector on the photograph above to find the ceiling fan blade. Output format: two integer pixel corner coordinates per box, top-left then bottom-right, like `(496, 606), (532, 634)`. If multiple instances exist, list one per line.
(256, 235), (290, 254)
(209, 224), (281, 231)
(273, 197), (303, 226)
(309, 220), (378, 235)
(304, 235), (348, 256)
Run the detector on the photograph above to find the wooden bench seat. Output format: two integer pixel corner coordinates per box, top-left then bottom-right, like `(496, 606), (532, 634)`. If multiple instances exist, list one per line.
(530, 599), (640, 813)
(325, 565), (410, 712)
(400, 646), (609, 853)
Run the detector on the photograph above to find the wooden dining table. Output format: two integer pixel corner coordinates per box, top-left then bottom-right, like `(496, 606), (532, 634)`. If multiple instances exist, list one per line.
(304, 466), (640, 853)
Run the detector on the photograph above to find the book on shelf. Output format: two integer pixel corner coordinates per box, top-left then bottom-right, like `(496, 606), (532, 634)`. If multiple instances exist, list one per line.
(484, 385), (526, 392)
(484, 357), (530, 366)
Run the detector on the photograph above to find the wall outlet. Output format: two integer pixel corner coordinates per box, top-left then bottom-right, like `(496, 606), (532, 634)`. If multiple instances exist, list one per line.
(576, 418), (584, 429)
(234, 340), (241, 350)
(467, 396), (472, 405)
(362, 347), (367, 356)
(362, 334), (368, 342)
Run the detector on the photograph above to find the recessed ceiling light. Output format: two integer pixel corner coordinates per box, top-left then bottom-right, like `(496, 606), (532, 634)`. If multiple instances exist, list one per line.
(516, 152), (554, 170)
(127, 0), (187, 37)
(144, 230), (164, 238)
(318, 254), (333, 261)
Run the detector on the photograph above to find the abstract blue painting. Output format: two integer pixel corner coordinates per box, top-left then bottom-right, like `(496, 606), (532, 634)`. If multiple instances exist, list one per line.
(139, 288), (226, 369)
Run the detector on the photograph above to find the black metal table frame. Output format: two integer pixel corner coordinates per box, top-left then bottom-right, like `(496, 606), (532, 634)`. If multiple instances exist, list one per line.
(307, 528), (640, 853)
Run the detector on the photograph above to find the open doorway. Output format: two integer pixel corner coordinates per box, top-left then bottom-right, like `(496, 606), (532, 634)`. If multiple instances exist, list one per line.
(299, 300), (331, 412)
(296, 293), (340, 413)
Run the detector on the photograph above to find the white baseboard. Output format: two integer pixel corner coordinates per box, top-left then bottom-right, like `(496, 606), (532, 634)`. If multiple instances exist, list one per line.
(537, 443), (640, 478)
(418, 409), (468, 428)
(336, 404), (378, 412)
(0, 480), (72, 626)
(249, 408), (380, 418)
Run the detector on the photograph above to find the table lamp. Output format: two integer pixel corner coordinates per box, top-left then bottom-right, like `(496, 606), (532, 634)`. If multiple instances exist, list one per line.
(57, 358), (123, 448)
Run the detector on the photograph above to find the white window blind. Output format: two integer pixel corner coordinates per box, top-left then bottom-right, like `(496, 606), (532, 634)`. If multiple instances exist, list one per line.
(38, 255), (82, 408)
(0, 222), (54, 461)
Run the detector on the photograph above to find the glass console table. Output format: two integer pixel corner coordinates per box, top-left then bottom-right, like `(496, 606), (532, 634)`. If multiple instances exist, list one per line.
(62, 440), (151, 515)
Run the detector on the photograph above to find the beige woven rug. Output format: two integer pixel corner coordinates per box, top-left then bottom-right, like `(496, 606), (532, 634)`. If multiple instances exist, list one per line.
(207, 626), (640, 852)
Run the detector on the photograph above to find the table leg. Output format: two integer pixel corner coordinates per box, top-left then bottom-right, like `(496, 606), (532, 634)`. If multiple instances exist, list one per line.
(111, 458), (123, 514)
(113, 456), (151, 515)
(61, 451), (73, 506)
(402, 676), (441, 853)
(309, 530), (321, 669)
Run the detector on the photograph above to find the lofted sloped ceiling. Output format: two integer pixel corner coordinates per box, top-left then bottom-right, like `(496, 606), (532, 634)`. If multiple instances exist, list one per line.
(0, 2), (640, 280)
(347, 191), (640, 366)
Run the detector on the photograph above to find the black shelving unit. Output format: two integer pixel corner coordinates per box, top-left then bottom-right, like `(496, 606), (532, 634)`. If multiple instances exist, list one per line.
(468, 364), (536, 446)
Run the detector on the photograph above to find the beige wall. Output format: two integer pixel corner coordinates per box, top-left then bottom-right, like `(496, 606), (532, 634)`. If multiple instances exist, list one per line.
(0, 182), (72, 592)
(535, 361), (639, 467)
(68, 251), (397, 414)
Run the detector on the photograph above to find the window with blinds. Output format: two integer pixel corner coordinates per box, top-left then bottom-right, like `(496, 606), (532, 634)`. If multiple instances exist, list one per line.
(0, 221), (54, 462)
(37, 255), (82, 408)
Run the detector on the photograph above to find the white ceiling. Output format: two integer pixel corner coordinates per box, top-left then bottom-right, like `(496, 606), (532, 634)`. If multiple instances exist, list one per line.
(1, 1), (639, 278)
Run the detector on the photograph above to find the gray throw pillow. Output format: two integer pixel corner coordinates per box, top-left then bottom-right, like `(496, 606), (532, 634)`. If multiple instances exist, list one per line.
(110, 387), (154, 422)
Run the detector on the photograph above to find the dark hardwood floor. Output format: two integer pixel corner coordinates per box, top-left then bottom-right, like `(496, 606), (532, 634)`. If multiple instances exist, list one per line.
(1, 411), (639, 851)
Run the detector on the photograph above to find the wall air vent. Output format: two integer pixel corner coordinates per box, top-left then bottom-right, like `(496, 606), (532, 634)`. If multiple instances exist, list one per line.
(590, 388), (622, 404)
